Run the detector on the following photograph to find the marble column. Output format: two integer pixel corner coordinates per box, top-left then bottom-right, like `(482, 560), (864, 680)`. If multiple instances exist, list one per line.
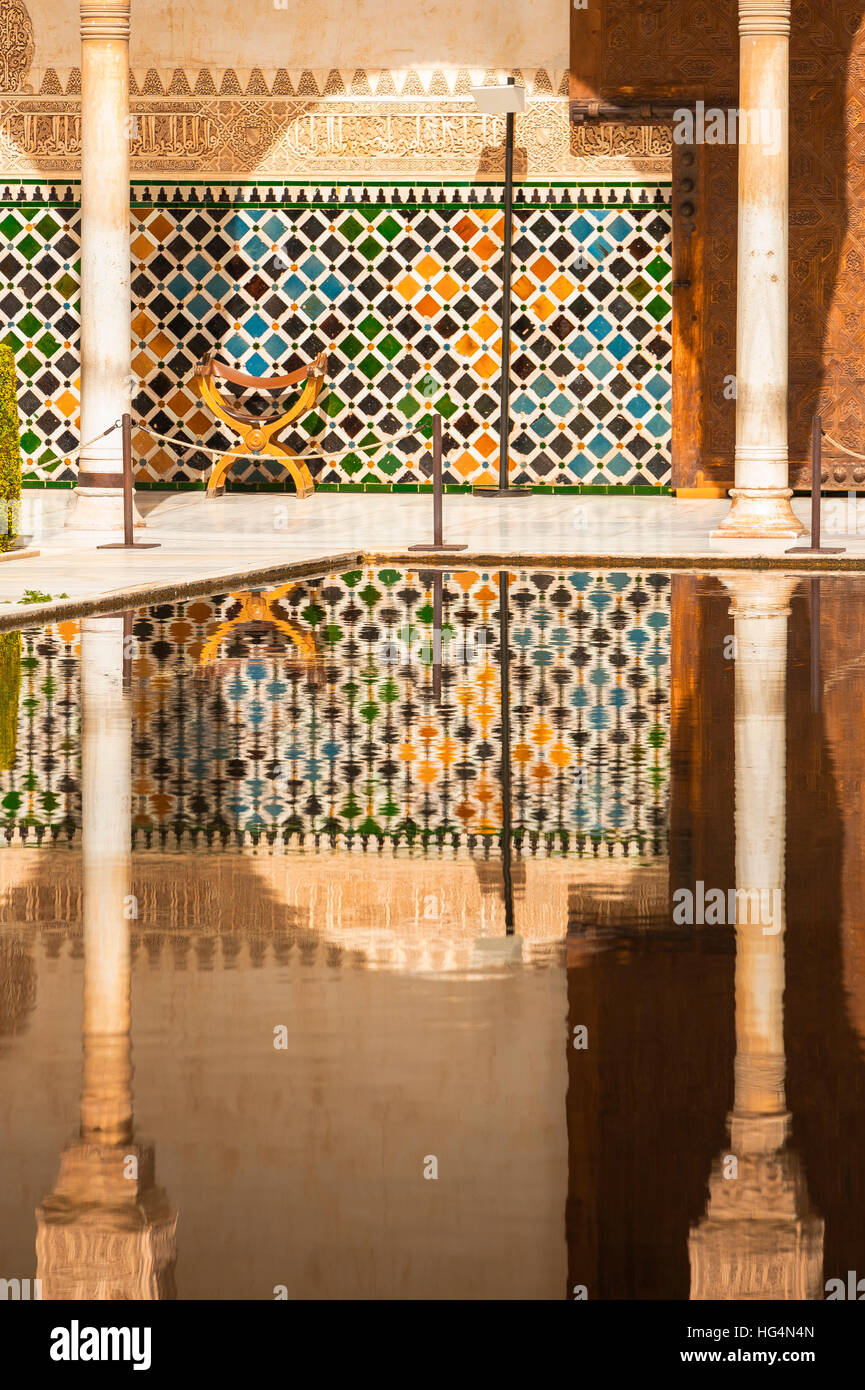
(689, 576), (822, 1299)
(713, 2), (803, 539)
(67, 1), (143, 531)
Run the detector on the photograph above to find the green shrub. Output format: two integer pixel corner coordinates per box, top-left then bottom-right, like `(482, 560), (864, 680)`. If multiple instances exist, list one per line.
(0, 344), (22, 553)
(0, 631), (20, 771)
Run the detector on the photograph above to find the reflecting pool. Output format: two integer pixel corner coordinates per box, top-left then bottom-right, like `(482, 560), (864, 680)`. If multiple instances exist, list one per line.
(0, 567), (862, 1299)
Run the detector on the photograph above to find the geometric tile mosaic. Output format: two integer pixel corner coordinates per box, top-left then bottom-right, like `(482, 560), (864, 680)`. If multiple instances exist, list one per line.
(0, 569), (670, 857)
(0, 182), (672, 489)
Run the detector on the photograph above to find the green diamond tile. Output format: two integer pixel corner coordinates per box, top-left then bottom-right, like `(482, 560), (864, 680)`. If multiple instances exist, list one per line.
(435, 393), (458, 419)
(358, 312), (382, 341)
(645, 255), (671, 282)
(56, 272), (78, 300)
(339, 214), (364, 242)
(341, 451), (364, 476)
(357, 235), (383, 262)
(2, 332), (22, 354)
(19, 311), (40, 337)
(301, 411), (325, 436)
(627, 274), (651, 302)
(416, 372), (439, 398)
(358, 353), (383, 380)
(378, 333), (401, 362)
(20, 428), (40, 453)
(18, 350), (40, 378)
(17, 234), (39, 261)
(645, 294), (670, 323)
(0, 213), (20, 239)
(35, 331), (59, 358)
(397, 393), (421, 419)
(341, 332), (363, 360)
(378, 451), (402, 476)
(377, 215), (401, 242)
(34, 213), (60, 241)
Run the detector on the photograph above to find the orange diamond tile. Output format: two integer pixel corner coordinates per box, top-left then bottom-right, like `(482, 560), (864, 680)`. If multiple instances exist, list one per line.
(54, 389), (78, 419)
(475, 432), (497, 459)
(532, 295), (555, 322)
(474, 233), (498, 261)
(512, 274), (534, 301)
(532, 254), (556, 281)
(131, 310), (156, 338)
(396, 273), (420, 299)
(150, 331), (174, 359)
(454, 214), (479, 240)
(550, 274), (574, 300)
(473, 353), (498, 379)
(132, 349), (153, 377)
(473, 312), (498, 341)
(435, 272), (459, 301)
(416, 293), (439, 317)
(148, 213), (174, 241)
(131, 232), (156, 260)
(454, 450), (477, 478)
(455, 332), (477, 356)
(416, 253), (439, 279)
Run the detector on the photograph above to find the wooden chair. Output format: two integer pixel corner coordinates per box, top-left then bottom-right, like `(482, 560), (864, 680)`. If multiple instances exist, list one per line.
(192, 350), (328, 497)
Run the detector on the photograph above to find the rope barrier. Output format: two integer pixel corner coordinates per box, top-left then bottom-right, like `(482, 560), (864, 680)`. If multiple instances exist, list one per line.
(821, 430), (865, 464)
(131, 420), (427, 464)
(28, 418), (122, 468)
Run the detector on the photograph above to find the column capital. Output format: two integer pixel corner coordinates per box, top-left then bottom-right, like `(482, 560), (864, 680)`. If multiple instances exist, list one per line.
(80, 0), (130, 42)
(739, 2), (791, 37)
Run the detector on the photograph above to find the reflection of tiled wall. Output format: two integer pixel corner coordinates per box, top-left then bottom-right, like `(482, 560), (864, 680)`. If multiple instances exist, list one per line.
(0, 180), (672, 491)
(0, 569), (670, 856)
(0, 620), (81, 839)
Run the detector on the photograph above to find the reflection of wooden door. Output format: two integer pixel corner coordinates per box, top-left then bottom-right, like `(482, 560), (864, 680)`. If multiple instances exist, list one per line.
(573, 0), (865, 491)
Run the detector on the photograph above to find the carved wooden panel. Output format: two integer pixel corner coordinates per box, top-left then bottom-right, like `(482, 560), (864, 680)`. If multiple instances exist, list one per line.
(788, 1), (865, 487)
(570, 0), (737, 105)
(575, 0), (865, 490)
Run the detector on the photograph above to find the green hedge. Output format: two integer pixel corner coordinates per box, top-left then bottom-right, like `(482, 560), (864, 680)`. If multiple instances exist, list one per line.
(0, 631), (20, 770)
(0, 344), (22, 552)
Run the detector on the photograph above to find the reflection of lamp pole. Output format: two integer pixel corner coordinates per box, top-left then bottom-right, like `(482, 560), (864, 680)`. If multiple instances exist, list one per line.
(472, 78), (528, 498)
(498, 569), (515, 933)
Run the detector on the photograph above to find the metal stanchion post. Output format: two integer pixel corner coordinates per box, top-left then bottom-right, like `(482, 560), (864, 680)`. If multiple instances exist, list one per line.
(786, 414), (844, 556)
(97, 413), (160, 550)
(408, 413), (466, 553)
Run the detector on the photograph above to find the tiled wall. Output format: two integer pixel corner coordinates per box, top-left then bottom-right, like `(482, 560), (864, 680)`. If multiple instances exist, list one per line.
(0, 179), (673, 491)
(0, 568), (670, 856)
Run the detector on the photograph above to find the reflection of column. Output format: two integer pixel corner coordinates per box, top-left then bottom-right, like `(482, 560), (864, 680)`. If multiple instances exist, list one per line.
(690, 577), (822, 1299)
(68, 1), (142, 531)
(713, 2), (803, 539)
(36, 617), (176, 1299)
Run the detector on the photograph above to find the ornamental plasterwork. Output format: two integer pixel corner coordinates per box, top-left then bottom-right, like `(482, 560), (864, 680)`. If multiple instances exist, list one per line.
(0, 67), (672, 178)
(0, 0), (33, 94)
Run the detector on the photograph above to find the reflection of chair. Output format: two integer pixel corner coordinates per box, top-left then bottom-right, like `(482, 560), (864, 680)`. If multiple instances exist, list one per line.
(192, 350), (327, 497)
(198, 584), (319, 666)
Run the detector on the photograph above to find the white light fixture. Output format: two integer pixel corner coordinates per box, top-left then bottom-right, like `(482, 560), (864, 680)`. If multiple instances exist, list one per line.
(470, 84), (526, 115)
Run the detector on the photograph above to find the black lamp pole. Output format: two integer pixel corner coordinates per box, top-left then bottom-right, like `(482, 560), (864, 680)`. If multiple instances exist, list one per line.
(478, 76), (527, 498)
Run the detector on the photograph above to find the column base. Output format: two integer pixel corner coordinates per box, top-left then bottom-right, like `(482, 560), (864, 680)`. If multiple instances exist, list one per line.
(711, 488), (804, 540)
(64, 487), (145, 532)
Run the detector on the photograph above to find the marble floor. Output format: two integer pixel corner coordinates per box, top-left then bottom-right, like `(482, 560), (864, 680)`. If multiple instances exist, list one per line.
(0, 488), (861, 625)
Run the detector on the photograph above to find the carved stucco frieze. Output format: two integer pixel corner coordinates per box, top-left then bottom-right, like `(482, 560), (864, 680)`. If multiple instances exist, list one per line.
(0, 67), (672, 177)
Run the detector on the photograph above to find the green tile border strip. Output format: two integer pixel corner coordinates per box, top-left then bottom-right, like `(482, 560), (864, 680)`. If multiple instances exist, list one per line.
(0, 176), (674, 211)
(21, 478), (673, 496)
